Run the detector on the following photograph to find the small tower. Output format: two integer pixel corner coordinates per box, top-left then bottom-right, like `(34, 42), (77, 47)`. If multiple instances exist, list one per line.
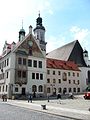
(19, 21), (25, 41)
(33, 12), (47, 51)
(83, 49), (89, 66)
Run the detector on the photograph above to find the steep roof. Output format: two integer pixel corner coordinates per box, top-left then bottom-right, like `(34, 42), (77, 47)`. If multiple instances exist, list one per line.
(47, 58), (80, 71)
(46, 40), (76, 60)
(46, 40), (87, 67)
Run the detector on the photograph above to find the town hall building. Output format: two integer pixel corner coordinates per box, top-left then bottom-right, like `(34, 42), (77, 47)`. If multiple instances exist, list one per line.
(0, 14), (90, 99)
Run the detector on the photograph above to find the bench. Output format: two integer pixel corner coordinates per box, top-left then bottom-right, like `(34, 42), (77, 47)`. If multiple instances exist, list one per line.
(41, 104), (46, 110)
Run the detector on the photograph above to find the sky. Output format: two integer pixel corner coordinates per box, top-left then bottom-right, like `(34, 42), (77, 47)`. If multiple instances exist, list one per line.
(0, 0), (90, 58)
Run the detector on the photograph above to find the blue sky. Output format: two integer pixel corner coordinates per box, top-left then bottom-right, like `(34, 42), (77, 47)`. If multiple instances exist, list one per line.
(0, 0), (90, 57)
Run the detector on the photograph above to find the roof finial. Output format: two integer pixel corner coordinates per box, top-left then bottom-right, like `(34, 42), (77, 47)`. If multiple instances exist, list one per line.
(22, 19), (23, 29)
(38, 11), (40, 17)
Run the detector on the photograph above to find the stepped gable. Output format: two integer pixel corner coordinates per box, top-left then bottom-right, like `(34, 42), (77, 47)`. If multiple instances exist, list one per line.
(46, 58), (80, 71)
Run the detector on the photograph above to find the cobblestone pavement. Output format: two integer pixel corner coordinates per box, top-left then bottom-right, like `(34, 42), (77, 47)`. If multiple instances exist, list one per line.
(0, 102), (73, 120)
(1, 95), (90, 120)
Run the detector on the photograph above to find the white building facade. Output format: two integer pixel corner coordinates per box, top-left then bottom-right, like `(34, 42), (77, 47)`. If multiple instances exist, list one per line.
(46, 59), (81, 96)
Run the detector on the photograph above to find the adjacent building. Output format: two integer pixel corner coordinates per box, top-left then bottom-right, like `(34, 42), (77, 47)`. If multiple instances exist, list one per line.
(46, 58), (81, 96)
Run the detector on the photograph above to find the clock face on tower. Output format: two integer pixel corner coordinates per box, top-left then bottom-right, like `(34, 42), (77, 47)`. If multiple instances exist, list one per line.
(28, 40), (33, 47)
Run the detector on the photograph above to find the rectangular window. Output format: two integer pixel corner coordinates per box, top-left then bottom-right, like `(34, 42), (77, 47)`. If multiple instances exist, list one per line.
(73, 88), (76, 92)
(0, 86), (1, 92)
(47, 70), (50, 74)
(73, 72), (75, 76)
(40, 74), (43, 80)
(77, 73), (79, 77)
(6, 85), (7, 92)
(4, 60), (6, 67)
(69, 80), (71, 84)
(53, 71), (55, 75)
(58, 71), (61, 75)
(18, 71), (21, 78)
(22, 71), (26, 78)
(68, 72), (70, 76)
(77, 88), (80, 92)
(38, 61), (42, 68)
(18, 57), (22, 64)
(32, 73), (35, 79)
(77, 80), (80, 84)
(28, 59), (32, 67)
(23, 58), (26, 65)
(15, 87), (18, 92)
(33, 60), (37, 67)
(7, 72), (8, 78)
(7, 58), (9, 66)
(58, 79), (61, 83)
(36, 73), (39, 79)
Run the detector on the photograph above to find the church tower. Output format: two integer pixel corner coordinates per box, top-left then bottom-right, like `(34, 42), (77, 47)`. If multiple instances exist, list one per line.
(33, 13), (47, 52)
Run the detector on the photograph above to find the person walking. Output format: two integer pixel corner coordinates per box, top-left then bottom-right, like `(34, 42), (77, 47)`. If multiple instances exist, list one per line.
(28, 95), (32, 103)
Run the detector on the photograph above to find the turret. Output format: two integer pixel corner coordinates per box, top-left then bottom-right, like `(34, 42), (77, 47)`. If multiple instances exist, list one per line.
(83, 49), (89, 66)
(19, 21), (25, 41)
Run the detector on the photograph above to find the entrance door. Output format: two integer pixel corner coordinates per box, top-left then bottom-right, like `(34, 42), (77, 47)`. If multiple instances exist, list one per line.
(22, 88), (26, 95)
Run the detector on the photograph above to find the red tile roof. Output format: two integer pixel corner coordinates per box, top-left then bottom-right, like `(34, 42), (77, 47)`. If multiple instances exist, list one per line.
(47, 58), (80, 71)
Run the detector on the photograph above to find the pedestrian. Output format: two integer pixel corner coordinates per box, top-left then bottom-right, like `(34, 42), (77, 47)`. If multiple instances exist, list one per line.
(30, 95), (32, 103)
(28, 95), (30, 103)
(57, 94), (61, 104)
(69, 92), (73, 99)
(5, 95), (7, 102)
(28, 95), (32, 103)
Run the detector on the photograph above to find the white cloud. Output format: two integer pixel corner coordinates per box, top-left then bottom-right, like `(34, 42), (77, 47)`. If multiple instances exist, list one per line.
(46, 35), (66, 53)
(0, 0), (53, 55)
(70, 26), (90, 43)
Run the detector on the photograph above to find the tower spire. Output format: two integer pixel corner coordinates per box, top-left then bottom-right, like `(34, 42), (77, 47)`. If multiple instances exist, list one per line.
(22, 19), (23, 29)
(38, 11), (40, 17)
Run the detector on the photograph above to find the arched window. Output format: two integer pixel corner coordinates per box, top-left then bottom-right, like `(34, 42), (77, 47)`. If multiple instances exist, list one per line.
(32, 85), (37, 92)
(62, 72), (67, 81)
(63, 88), (67, 94)
(38, 85), (43, 92)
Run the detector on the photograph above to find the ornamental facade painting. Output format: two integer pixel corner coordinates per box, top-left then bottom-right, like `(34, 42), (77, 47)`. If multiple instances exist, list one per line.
(62, 72), (67, 81)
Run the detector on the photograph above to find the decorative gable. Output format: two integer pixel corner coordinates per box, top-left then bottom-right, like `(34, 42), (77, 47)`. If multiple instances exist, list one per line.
(15, 34), (44, 58)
